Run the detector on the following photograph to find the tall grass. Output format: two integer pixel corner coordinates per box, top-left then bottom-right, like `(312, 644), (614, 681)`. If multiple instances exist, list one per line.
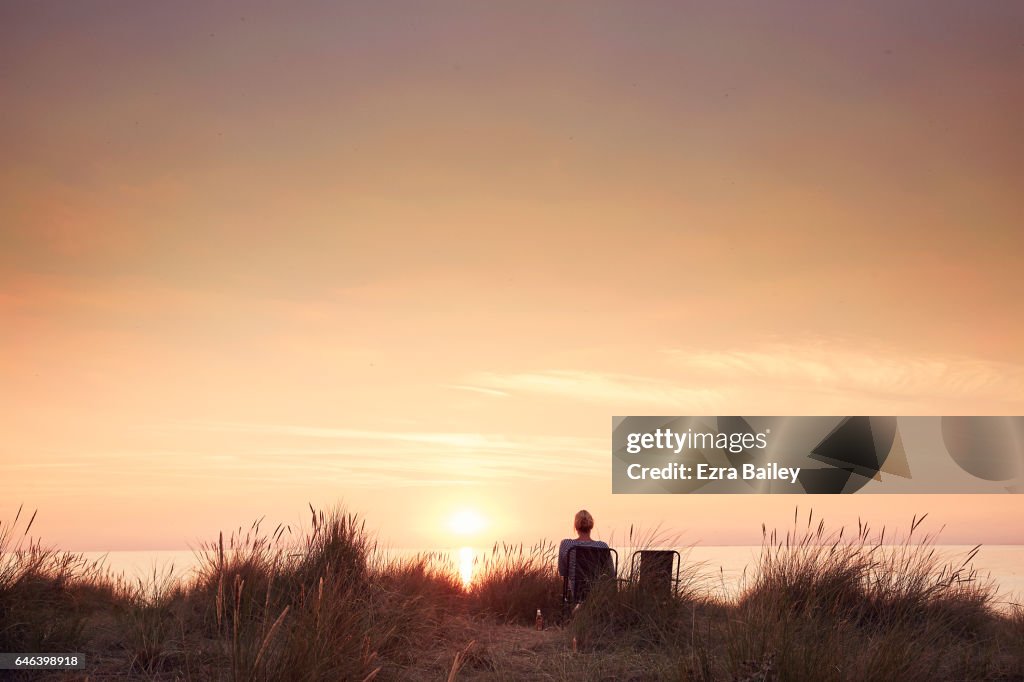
(737, 509), (996, 633)
(563, 510), (1022, 680)
(1, 504), (1022, 680)
(721, 508), (1014, 680)
(183, 504), (465, 679)
(469, 541), (562, 625)
(0, 505), (112, 653)
(115, 565), (182, 673)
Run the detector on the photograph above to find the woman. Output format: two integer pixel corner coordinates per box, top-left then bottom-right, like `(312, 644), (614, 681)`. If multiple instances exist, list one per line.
(558, 510), (613, 601)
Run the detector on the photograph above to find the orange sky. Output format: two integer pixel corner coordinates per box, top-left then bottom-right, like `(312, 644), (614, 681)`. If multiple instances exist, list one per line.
(2, 2), (1023, 551)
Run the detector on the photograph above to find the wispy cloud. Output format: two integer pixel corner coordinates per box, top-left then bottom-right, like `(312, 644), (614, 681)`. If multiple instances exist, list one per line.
(666, 341), (1024, 408)
(443, 384), (510, 398)
(189, 422), (600, 453)
(122, 422), (610, 487)
(463, 370), (724, 408)
(457, 341), (1024, 413)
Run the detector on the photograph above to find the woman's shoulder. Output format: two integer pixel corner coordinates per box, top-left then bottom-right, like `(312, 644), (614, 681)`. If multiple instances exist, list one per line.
(560, 538), (590, 552)
(561, 539), (608, 549)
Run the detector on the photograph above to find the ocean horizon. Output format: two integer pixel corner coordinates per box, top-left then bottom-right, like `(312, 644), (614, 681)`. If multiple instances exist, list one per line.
(80, 544), (1024, 609)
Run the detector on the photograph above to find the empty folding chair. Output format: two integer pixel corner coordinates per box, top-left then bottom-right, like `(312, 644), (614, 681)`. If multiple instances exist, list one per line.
(630, 549), (681, 596)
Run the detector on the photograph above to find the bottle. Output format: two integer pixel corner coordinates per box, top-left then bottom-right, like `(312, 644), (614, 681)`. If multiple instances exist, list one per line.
(535, 608), (543, 630)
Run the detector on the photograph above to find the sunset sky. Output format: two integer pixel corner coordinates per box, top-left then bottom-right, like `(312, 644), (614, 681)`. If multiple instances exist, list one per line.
(2, 1), (1023, 551)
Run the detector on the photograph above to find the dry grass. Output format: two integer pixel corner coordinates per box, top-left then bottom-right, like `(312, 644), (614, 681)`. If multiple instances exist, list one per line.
(0, 505), (115, 654)
(469, 541), (563, 626)
(1, 504), (1022, 681)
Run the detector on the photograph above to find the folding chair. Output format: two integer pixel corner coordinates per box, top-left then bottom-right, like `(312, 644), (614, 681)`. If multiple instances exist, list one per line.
(562, 545), (618, 616)
(629, 550), (681, 596)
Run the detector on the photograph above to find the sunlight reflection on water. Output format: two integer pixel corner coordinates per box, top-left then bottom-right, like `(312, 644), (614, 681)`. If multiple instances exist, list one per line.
(458, 546), (474, 587)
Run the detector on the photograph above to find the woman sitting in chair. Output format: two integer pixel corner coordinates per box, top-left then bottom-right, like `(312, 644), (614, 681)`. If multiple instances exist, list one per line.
(559, 510), (613, 602)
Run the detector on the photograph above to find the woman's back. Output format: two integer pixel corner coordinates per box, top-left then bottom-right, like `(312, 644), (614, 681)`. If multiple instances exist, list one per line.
(558, 538), (609, 577)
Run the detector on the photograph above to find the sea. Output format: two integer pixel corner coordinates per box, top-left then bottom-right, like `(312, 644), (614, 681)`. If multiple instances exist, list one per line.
(82, 545), (1024, 610)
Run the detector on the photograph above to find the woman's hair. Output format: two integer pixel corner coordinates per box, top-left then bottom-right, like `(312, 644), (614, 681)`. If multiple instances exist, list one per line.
(574, 509), (594, 533)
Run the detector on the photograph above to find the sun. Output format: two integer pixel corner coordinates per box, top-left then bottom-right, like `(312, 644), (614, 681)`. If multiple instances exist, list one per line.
(448, 508), (487, 537)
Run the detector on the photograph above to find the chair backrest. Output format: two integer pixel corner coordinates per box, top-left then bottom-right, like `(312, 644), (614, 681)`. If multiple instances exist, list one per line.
(566, 545), (617, 603)
(631, 550), (680, 595)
